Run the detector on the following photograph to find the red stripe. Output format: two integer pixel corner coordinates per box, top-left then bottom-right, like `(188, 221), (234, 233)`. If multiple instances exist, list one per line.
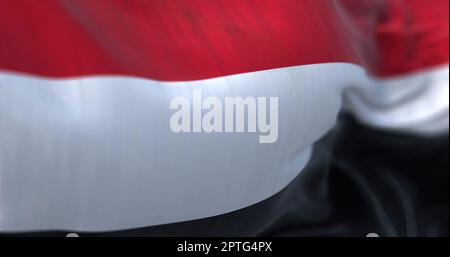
(0, 0), (447, 81)
(374, 0), (449, 76)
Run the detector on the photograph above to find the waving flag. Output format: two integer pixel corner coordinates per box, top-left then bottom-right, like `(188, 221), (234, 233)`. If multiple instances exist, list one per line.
(0, 0), (448, 232)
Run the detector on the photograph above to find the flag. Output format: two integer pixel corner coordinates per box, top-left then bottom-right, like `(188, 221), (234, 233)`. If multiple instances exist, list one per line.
(0, 0), (448, 233)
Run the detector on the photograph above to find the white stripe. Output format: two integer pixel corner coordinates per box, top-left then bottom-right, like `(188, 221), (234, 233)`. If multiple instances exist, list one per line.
(345, 65), (449, 135)
(0, 63), (359, 231)
(0, 63), (447, 232)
